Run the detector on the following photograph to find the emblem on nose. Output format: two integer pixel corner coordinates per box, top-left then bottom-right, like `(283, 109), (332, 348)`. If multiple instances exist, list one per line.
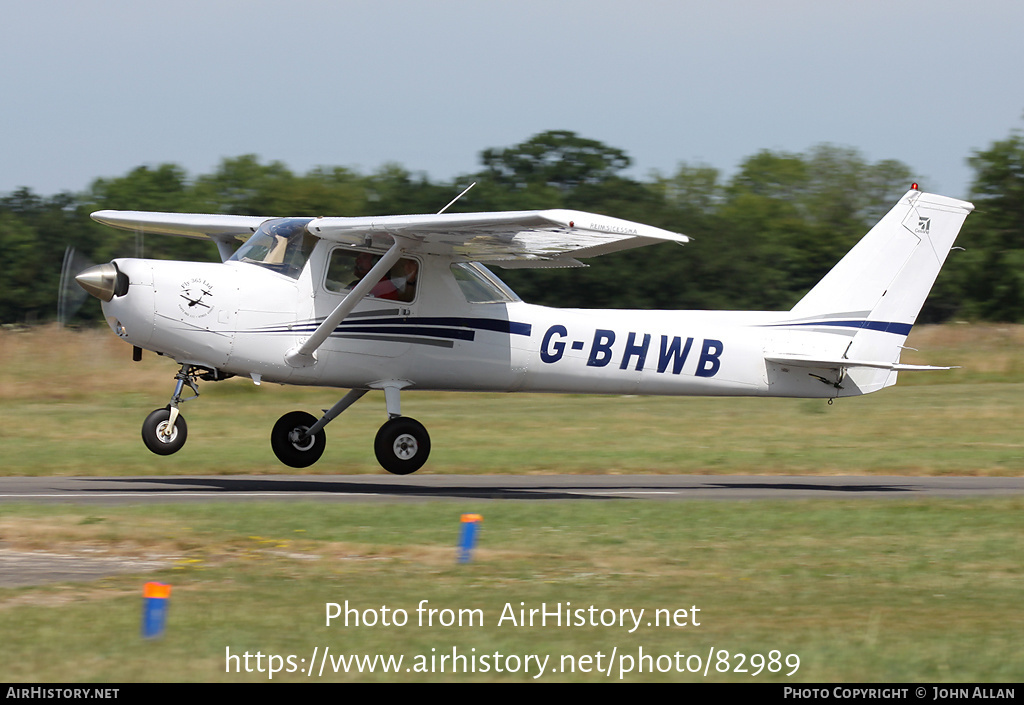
(178, 278), (215, 318)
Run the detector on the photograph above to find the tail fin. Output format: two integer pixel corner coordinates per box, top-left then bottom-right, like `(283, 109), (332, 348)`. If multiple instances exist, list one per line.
(771, 188), (973, 395)
(790, 188), (974, 323)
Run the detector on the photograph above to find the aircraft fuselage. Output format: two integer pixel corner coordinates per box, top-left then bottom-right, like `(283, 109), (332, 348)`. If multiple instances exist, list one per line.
(100, 243), (888, 403)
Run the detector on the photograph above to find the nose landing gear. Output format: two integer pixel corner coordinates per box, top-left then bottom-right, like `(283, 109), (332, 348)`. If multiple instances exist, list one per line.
(141, 364), (202, 456)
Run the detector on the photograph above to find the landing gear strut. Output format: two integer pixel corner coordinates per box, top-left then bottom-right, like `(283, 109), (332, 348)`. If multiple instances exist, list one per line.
(142, 364), (203, 455)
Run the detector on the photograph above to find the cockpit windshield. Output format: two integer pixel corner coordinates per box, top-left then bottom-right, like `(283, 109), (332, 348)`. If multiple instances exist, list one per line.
(229, 218), (316, 279)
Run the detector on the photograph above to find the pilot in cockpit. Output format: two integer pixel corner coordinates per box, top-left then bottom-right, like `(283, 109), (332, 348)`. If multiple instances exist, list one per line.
(348, 254), (418, 302)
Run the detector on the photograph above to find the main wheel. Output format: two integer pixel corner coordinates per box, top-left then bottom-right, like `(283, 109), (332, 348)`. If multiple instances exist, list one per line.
(374, 417), (430, 475)
(271, 411), (326, 468)
(142, 407), (187, 455)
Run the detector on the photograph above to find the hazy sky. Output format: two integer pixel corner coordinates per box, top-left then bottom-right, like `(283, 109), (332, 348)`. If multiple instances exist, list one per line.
(3, 1), (1022, 200)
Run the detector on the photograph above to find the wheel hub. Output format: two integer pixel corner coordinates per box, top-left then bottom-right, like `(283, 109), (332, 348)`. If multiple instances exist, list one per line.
(288, 427), (316, 451)
(156, 421), (178, 443)
(393, 433), (418, 459)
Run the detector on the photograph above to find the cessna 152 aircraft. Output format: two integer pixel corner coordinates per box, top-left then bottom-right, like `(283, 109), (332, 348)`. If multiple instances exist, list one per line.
(77, 186), (973, 474)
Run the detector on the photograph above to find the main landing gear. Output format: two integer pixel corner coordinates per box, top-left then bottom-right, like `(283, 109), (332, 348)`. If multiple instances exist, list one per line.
(270, 411), (325, 468)
(373, 417), (430, 475)
(270, 385), (431, 475)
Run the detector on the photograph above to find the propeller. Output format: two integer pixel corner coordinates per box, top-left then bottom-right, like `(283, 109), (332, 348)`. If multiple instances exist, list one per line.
(57, 246), (95, 327)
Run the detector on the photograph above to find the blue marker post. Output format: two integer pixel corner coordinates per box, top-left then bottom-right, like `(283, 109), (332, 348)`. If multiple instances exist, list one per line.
(142, 582), (171, 639)
(457, 514), (483, 563)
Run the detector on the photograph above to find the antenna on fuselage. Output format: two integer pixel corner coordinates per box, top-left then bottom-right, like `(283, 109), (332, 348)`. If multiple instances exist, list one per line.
(437, 182), (476, 214)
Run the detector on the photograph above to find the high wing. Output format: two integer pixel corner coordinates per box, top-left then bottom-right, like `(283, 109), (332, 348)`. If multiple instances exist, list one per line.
(91, 210), (268, 241)
(92, 208), (689, 268)
(91, 210), (271, 261)
(309, 209), (689, 267)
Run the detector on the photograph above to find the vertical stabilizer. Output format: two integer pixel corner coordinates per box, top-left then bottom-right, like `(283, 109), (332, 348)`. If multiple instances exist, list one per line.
(772, 188), (973, 394)
(790, 188), (973, 324)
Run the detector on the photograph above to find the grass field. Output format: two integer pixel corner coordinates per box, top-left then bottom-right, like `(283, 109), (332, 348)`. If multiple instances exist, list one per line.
(1, 324), (1021, 682)
(1, 500), (1022, 682)
(0, 324), (1021, 476)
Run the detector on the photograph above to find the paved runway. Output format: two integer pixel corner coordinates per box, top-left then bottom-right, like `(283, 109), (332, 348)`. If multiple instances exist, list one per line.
(2, 474), (1023, 503)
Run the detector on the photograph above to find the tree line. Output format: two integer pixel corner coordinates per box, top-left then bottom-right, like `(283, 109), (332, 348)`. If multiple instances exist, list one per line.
(2, 128), (1021, 324)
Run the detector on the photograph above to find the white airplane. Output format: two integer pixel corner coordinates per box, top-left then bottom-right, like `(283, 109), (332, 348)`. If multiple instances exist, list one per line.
(77, 185), (973, 474)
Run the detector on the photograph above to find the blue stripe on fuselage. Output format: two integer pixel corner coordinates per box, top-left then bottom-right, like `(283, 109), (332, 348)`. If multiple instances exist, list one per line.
(246, 316), (532, 342)
(767, 320), (913, 336)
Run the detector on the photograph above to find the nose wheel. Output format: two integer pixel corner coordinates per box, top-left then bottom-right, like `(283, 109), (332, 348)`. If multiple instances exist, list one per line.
(374, 417), (430, 475)
(142, 406), (188, 455)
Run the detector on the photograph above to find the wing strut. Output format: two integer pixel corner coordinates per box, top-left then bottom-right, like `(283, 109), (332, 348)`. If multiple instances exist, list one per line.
(284, 240), (408, 368)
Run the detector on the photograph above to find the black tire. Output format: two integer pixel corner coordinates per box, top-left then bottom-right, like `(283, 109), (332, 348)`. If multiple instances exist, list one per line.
(142, 407), (187, 455)
(271, 411), (326, 468)
(374, 417), (430, 475)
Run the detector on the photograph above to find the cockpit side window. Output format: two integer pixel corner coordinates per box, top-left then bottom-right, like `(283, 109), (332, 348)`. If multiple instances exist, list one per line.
(229, 218), (316, 279)
(450, 262), (519, 303)
(325, 249), (420, 303)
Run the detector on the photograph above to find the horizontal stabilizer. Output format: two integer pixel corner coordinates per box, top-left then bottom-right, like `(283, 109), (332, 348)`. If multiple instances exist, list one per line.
(765, 353), (956, 372)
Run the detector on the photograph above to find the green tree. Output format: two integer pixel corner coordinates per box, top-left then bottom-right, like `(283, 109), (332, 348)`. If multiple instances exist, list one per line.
(361, 163), (455, 216)
(190, 155), (294, 215)
(651, 163), (724, 219)
(87, 163), (213, 263)
(479, 130), (631, 193)
(1, 189), (101, 323)
(1, 133), (961, 325)
(0, 212), (45, 322)
(713, 146), (916, 310)
(958, 129), (1024, 321)
(89, 164), (190, 212)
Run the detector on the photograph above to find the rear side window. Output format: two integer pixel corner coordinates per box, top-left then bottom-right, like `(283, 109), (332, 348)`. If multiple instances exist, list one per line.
(450, 262), (519, 303)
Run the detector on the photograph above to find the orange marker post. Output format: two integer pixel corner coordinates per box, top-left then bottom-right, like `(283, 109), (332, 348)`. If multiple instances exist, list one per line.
(142, 582), (171, 639)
